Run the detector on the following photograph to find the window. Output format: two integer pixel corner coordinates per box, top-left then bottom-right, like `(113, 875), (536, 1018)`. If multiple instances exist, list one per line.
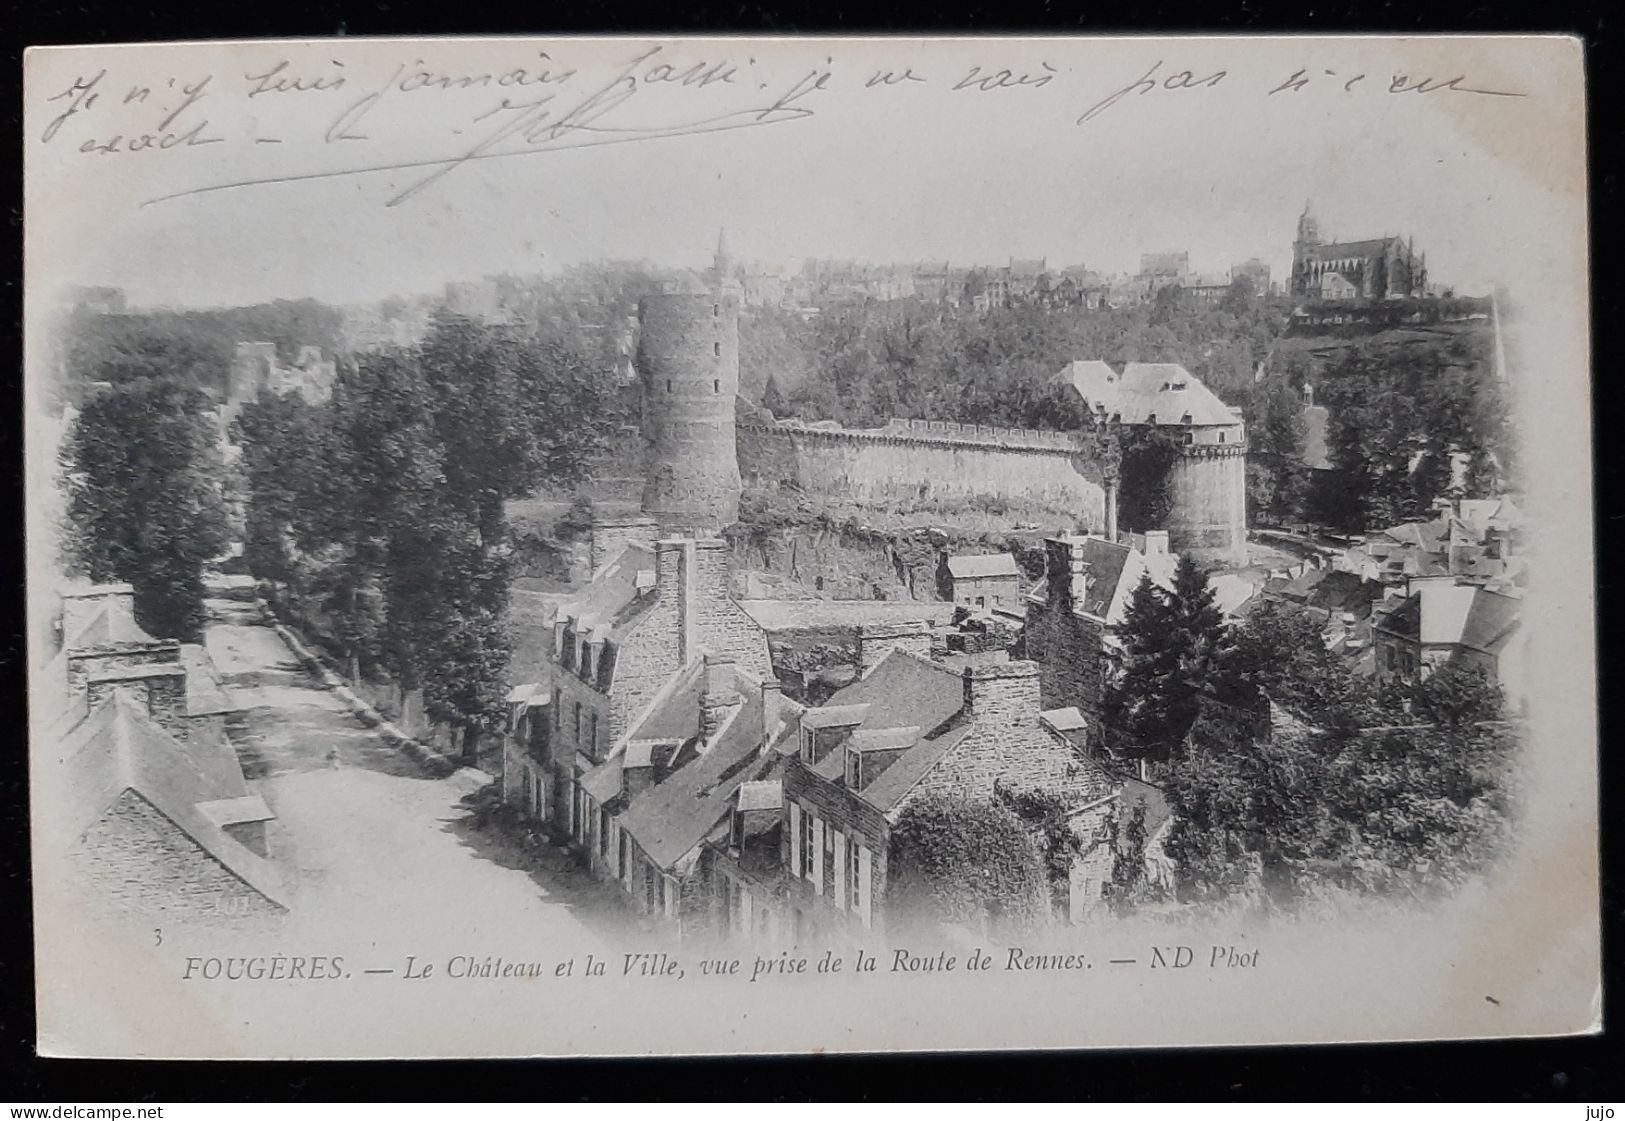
(713, 379), (720, 394)
(600, 809), (612, 856)
(589, 712), (599, 754)
(1219, 431), (1227, 443)
(976, 595), (985, 607)
(666, 379), (672, 393)
(713, 341), (721, 357)
(713, 303), (719, 317)
(845, 749), (860, 788)
(574, 703), (581, 742)
(553, 687), (561, 728)
(847, 843), (863, 912)
(800, 809), (815, 877)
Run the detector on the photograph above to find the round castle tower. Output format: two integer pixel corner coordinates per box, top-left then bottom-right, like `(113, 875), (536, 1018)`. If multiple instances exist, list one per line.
(638, 232), (742, 531)
(1164, 439), (1249, 568)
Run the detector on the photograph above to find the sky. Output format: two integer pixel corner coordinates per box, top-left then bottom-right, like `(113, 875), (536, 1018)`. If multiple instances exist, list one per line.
(24, 36), (1584, 310)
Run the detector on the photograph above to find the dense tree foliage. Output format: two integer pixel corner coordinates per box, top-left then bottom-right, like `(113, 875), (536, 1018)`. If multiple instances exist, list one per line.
(1311, 333), (1514, 530)
(888, 795), (1048, 929)
(62, 373), (229, 639)
(235, 314), (614, 758)
(61, 299), (344, 405)
(1163, 665), (1515, 907)
(1102, 557), (1231, 758)
(743, 292), (1290, 430)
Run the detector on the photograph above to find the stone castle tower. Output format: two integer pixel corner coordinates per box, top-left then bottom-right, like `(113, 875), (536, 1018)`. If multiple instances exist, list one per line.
(637, 232), (743, 531)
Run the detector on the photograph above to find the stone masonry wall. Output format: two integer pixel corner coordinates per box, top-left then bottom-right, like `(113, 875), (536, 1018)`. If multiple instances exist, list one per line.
(1165, 446), (1248, 566)
(78, 791), (284, 919)
(739, 422), (1107, 518)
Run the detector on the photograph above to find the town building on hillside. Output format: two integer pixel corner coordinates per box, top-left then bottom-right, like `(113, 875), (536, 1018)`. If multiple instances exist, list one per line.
(1301, 383), (1332, 470)
(1372, 583), (1524, 701)
(573, 653), (801, 933)
(36, 583), (284, 919)
(755, 649), (1123, 938)
(222, 341), (336, 434)
(946, 552), (1022, 613)
(1139, 251), (1189, 291)
(1231, 258), (1272, 294)
(1184, 273), (1234, 305)
(1020, 532), (1176, 737)
(1289, 202), (1428, 301)
(499, 536), (774, 837)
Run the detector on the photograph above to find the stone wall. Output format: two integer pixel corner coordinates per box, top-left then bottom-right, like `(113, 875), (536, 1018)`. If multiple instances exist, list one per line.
(78, 791), (284, 919)
(739, 421), (1108, 517)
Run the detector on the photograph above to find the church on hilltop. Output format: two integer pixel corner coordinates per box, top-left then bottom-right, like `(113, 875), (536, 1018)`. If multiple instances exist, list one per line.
(1289, 202), (1427, 301)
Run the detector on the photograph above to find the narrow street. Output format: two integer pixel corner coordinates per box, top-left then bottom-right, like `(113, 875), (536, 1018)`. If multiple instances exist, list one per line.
(201, 584), (623, 945)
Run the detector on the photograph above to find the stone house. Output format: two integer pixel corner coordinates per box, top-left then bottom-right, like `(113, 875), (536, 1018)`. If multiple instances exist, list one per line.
(1372, 582), (1524, 702)
(1020, 532), (1176, 733)
(571, 654), (801, 935)
(946, 552), (1022, 613)
(37, 583), (284, 919)
(499, 535), (773, 851)
(766, 649), (1124, 940)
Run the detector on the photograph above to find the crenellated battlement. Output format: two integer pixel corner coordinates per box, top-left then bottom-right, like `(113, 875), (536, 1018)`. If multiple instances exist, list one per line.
(740, 417), (1091, 456)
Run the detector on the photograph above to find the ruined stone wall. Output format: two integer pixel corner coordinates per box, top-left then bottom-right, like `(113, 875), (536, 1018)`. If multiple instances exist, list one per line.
(1165, 446), (1249, 567)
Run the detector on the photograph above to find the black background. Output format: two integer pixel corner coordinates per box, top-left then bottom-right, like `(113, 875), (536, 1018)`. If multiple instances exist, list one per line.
(1, 0), (1619, 1100)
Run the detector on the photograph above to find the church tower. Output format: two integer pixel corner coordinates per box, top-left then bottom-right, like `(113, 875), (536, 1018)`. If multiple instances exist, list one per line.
(1291, 200), (1323, 297)
(637, 231), (742, 532)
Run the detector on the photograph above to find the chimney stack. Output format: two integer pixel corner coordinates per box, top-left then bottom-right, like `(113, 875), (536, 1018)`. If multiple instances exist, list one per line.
(760, 679), (783, 739)
(856, 619), (932, 676)
(700, 654), (739, 741)
(86, 663), (191, 742)
(961, 661), (1042, 761)
(1142, 530), (1169, 563)
(655, 538), (696, 664)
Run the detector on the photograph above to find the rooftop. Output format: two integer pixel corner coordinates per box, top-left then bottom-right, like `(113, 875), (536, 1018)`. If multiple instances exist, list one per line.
(49, 693), (286, 907)
(1055, 360), (1241, 428)
(947, 553), (1020, 580)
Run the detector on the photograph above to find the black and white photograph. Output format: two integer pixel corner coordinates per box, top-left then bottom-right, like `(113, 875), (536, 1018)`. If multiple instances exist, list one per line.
(21, 34), (1598, 1058)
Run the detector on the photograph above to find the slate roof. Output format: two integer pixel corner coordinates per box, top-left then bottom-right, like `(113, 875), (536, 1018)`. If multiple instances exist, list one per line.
(68, 604), (167, 650)
(1058, 360), (1240, 428)
(179, 644), (239, 717)
(631, 659), (706, 742)
(1377, 584), (1521, 655)
(50, 693), (287, 908)
(557, 542), (658, 642)
(616, 690), (770, 870)
(860, 726), (974, 814)
(1028, 536), (1140, 621)
(823, 650), (964, 737)
(947, 553), (1020, 580)
(1305, 236), (1404, 260)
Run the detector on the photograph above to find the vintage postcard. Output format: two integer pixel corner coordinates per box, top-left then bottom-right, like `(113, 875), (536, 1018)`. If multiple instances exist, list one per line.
(24, 35), (1597, 1058)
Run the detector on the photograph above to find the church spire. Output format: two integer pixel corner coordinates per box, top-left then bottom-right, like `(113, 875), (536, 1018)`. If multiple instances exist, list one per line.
(1296, 200), (1321, 247)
